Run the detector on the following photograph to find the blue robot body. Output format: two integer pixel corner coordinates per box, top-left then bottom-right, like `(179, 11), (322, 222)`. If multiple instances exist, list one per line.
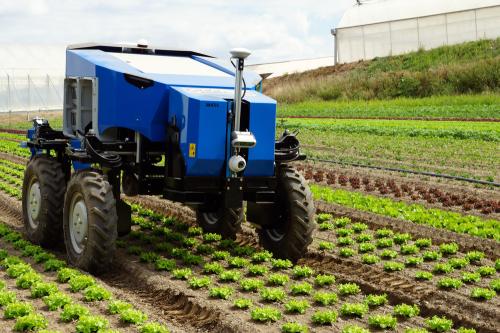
(64, 45), (275, 177)
(22, 43), (314, 271)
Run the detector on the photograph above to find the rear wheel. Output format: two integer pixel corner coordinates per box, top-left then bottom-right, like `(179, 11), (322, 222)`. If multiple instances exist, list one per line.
(196, 206), (243, 240)
(22, 155), (66, 247)
(257, 165), (315, 263)
(63, 171), (117, 273)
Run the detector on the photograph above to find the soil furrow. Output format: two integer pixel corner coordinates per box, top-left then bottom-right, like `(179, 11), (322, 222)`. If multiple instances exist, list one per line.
(106, 254), (259, 333)
(0, 152), (27, 165)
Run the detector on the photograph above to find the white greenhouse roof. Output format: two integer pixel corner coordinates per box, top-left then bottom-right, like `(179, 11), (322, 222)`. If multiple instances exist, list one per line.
(338, 0), (500, 28)
(0, 44), (65, 76)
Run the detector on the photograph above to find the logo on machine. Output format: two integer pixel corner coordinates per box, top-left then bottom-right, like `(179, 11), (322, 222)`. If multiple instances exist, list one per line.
(206, 103), (219, 108)
(189, 143), (196, 158)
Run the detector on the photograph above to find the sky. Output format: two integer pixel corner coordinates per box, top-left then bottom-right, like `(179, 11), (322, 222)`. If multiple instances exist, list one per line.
(0, 0), (355, 65)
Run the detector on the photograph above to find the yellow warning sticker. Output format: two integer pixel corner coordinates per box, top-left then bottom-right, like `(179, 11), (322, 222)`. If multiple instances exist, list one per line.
(189, 143), (196, 158)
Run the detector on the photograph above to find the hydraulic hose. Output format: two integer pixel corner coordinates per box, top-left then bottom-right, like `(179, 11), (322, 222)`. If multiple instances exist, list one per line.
(84, 137), (122, 168)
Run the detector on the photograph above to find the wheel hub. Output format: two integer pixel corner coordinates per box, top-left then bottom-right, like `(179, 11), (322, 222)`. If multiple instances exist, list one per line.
(27, 181), (41, 228)
(69, 194), (88, 254)
(202, 212), (219, 226)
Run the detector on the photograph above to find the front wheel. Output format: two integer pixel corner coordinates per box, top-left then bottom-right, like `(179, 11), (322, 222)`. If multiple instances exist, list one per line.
(22, 155), (66, 247)
(257, 165), (315, 263)
(63, 171), (117, 274)
(196, 206), (243, 240)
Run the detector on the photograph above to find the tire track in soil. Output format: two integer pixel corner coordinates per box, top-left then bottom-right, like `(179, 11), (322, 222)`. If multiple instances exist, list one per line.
(103, 255), (258, 333)
(0, 192), (259, 333)
(131, 195), (500, 333)
(315, 201), (500, 259)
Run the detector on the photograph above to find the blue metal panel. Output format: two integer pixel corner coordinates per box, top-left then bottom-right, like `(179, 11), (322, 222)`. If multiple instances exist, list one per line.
(96, 66), (170, 142)
(169, 87), (228, 176)
(244, 95), (277, 177)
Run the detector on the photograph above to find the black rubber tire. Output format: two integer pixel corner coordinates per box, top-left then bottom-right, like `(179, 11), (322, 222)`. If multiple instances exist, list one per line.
(63, 170), (117, 274)
(22, 155), (66, 247)
(257, 165), (315, 263)
(196, 206), (243, 240)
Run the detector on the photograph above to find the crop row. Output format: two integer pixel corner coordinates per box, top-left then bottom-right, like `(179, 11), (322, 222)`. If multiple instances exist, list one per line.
(293, 129), (499, 181)
(299, 165), (499, 215)
(280, 118), (500, 142)
(314, 214), (499, 302)
(311, 185), (500, 240)
(274, 94), (500, 119)
(2, 155), (498, 241)
(0, 140), (30, 159)
(0, 223), (170, 333)
(0, 157), (498, 301)
(0, 162), (23, 199)
(0, 132), (25, 142)
(113, 203), (482, 333)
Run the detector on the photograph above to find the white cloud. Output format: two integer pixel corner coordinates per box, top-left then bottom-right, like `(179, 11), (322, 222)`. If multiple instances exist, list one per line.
(0, 0), (354, 64)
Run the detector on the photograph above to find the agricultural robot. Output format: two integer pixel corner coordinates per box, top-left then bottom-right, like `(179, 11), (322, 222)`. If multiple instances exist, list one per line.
(22, 42), (315, 273)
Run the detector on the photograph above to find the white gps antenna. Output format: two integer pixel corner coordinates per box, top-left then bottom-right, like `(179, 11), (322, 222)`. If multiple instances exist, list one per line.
(230, 48), (251, 131)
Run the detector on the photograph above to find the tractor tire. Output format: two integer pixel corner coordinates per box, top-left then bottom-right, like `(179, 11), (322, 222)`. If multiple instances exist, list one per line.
(63, 170), (117, 274)
(257, 165), (315, 263)
(196, 206), (243, 240)
(22, 155), (66, 247)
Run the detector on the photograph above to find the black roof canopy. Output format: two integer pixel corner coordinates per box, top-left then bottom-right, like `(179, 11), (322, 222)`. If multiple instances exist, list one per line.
(67, 42), (213, 58)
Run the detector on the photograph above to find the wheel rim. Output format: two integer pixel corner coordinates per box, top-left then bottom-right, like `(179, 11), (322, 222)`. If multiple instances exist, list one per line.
(69, 193), (88, 254)
(265, 227), (286, 242)
(202, 212), (219, 226)
(27, 180), (41, 229)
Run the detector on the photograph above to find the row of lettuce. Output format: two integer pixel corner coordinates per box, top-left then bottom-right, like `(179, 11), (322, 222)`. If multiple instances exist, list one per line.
(311, 185), (500, 241)
(313, 214), (499, 301)
(0, 223), (170, 332)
